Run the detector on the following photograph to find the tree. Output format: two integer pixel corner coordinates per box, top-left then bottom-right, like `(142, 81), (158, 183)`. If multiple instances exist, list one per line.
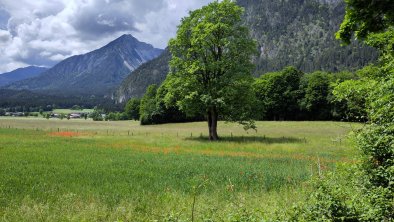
(253, 67), (303, 120)
(299, 71), (333, 120)
(89, 108), (104, 121)
(332, 66), (377, 122)
(138, 82), (203, 125)
(124, 98), (140, 120)
(336, 0), (394, 44)
(166, 0), (257, 140)
(139, 85), (160, 125)
(293, 1), (394, 220)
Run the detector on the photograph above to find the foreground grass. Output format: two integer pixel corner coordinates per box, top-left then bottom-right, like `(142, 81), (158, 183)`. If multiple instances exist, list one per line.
(0, 119), (358, 221)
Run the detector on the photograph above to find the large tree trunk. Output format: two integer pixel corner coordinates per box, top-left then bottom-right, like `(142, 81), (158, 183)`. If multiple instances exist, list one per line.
(207, 107), (219, 141)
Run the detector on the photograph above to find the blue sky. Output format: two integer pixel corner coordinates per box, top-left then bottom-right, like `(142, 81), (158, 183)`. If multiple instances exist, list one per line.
(0, 0), (214, 73)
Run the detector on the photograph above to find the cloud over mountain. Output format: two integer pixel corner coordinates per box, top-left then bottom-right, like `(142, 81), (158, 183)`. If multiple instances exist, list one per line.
(0, 0), (213, 72)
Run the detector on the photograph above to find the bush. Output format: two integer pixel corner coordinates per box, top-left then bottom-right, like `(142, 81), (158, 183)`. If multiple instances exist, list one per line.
(286, 72), (394, 221)
(285, 163), (393, 221)
(89, 108), (104, 121)
(284, 165), (360, 221)
(105, 112), (128, 121)
(125, 98), (140, 120)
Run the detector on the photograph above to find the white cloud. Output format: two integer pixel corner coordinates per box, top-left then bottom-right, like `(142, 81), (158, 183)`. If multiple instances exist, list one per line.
(0, 0), (215, 73)
(49, 54), (68, 61)
(0, 29), (11, 42)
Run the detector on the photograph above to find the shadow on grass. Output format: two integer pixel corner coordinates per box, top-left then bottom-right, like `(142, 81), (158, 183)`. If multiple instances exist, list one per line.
(185, 135), (305, 144)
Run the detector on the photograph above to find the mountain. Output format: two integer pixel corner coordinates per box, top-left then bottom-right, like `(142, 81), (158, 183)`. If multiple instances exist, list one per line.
(238, 0), (377, 73)
(0, 66), (48, 87)
(115, 0), (377, 102)
(115, 49), (171, 103)
(5, 34), (163, 95)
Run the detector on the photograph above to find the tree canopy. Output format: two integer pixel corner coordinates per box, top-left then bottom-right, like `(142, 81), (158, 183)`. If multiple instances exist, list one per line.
(253, 67), (303, 120)
(336, 0), (394, 44)
(298, 0), (394, 220)
(124, 98), (140, 121)
(165, 0), (257, 140)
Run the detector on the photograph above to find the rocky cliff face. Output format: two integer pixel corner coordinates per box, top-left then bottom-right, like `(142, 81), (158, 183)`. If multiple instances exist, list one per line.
(6, 34), (163, 96)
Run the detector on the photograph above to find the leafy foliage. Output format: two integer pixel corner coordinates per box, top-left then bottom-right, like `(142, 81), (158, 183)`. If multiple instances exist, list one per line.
(166, 0), (258, 139)
(253, 67), (303, 120)
(124, 98), (141, 120)
(253, 67), (360, 121)
(288, 2), (394, 219)
(139, 84), (203, 125)
(359, 76), (394, 190)
(365, 28), (394, 75)
(139, 85), (159, 125)
(285, 164), (394, 221)
(89, 108), (104, 121)
(336, 0), (394, 44)
(105, 112), (128, 121)
(299, 71), (333, 120)
(332, 66), (380, 122)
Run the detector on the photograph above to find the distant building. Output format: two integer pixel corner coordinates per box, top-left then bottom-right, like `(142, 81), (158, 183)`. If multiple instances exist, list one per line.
(70, 113), (81, 119)
(51, 113), (60, 118)
(12, 112), (24, 117)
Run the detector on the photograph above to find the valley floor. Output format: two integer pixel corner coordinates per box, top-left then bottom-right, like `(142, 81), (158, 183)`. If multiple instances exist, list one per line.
(0, 118), (359, 221)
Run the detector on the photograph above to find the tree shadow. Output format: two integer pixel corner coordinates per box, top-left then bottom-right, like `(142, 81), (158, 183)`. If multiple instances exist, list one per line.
(185, 135), (305, 144)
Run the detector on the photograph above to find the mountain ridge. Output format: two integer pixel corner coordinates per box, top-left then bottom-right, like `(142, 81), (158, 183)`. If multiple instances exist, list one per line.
(0, 66), (48, 87)
(5, 34), (163, 96)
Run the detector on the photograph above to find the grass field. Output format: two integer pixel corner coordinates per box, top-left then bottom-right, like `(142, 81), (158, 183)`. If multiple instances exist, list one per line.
(0, 118), (359, 221)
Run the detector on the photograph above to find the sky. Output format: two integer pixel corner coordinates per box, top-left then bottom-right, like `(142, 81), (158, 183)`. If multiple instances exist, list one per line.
(0, 0), (214, 73)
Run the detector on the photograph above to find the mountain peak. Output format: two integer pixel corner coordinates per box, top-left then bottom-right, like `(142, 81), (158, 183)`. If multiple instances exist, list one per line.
(5, 35), (164, 95)
(108, 34), (139, 46)
(117, 34), (138, 41)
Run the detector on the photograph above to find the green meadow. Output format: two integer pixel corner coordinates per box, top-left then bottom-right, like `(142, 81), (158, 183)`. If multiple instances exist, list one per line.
(0, 118), (359, 221)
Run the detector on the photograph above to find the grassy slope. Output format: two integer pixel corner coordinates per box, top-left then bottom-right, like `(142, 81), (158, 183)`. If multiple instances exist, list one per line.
(0, 119), (358, 220)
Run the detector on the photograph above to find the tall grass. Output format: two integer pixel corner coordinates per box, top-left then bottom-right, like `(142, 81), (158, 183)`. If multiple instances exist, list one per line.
(0, 119), (358, 220)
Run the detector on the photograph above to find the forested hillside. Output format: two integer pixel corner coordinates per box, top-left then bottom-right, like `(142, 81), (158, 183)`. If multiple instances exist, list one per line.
(239, 0), (377, 73)
(115, 49), (171, 103)
(0, 89), (121, 111)
(116, 0), (378, 102)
